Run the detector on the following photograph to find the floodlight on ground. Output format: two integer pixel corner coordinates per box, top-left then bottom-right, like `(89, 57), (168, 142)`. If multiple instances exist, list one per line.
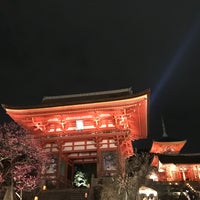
(42, 185), (47, 191)
(34, 196), (38, 200)
(139, 186), (158, 197)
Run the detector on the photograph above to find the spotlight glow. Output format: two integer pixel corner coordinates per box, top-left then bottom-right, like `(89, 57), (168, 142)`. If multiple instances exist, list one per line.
(151, 16), (200, 104)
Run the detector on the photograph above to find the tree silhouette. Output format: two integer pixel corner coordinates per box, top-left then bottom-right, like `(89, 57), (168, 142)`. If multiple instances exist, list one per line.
(0, 122), (49, 200)
(100, 152), (153, 200)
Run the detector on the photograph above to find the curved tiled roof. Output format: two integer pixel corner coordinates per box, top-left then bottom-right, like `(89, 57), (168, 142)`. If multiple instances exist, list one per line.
(158, 153), (200, 164)
(2, 87), (150, 109)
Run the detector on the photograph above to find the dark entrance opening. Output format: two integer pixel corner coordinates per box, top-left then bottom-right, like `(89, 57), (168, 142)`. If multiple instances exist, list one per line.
(73, 163), (97, 187)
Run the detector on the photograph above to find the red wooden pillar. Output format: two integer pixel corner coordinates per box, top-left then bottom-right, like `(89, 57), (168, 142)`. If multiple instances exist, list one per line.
(56, 141), (62, 188)
(96, 138), (101, 177)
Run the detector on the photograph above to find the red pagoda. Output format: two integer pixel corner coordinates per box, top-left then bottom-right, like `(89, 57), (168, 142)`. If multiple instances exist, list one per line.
(2, 88), (150, 187)
(149, 118), (200, 183)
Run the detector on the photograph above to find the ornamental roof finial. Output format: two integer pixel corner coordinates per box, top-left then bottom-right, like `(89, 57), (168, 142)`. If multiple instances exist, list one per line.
(161, 115), (168, 137)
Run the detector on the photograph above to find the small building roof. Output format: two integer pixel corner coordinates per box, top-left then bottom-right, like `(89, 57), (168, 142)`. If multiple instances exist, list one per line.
(158, 153), (200, 164)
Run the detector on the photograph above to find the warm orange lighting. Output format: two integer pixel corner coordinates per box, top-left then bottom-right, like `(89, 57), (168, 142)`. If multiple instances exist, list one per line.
(3, 90), (148, 139)
(2, 89), (150, 187)
(150, 141), (186, 154)
(42, 185), (47, 191)
(34, 196), (38, 200)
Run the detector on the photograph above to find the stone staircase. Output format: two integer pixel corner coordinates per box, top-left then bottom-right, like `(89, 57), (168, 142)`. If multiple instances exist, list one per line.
(22, 188), (89, 200)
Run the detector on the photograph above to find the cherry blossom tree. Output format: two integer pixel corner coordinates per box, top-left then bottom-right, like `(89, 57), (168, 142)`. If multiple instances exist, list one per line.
(0, 121), (50, 200)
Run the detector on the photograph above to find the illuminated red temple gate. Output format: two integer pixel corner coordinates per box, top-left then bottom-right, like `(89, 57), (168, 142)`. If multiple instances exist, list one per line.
(3, 88), (150, 187)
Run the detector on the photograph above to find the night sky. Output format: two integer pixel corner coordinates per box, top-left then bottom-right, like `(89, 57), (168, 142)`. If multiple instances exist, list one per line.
(0, 1), (200, 153)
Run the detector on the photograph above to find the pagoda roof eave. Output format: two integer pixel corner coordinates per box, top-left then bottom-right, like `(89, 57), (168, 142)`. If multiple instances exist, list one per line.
(150, 140), (187, 154)
(152, 140), (187, 144)
(2, 88), (150, 142)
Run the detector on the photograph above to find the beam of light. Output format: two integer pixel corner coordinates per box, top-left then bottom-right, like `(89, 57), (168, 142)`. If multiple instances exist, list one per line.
(151, 16), (200, 105)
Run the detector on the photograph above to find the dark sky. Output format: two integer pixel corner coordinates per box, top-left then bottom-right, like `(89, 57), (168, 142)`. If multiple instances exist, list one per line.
(0, 1), (200, 153)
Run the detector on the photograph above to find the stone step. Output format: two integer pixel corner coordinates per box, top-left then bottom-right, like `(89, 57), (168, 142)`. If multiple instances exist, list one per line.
(23, 188), (89, 200)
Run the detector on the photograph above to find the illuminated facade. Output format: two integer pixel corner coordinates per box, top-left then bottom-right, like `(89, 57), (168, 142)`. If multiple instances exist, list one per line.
(150, 139), (200, 182)
(2, 88), (150, 187)
(134, 118), (200, 184)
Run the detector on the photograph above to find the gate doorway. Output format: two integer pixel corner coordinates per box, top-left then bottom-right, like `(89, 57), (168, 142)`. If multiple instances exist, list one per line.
(73, 163), (97, 188)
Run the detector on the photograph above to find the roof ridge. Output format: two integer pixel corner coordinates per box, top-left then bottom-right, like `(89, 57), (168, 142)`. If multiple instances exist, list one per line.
(42, 87), (133, 103)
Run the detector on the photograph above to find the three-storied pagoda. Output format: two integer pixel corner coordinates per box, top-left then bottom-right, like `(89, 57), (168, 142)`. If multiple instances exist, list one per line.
(134, 118), (200, 183)
(150, 118), (200, 182)
(2, 88), (150, 187)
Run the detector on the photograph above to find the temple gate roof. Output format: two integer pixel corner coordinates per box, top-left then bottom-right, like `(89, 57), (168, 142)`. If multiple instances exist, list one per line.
(1, 88), (150, 159)
(41, 87), (134, 106)
(2, 88), (150, 155)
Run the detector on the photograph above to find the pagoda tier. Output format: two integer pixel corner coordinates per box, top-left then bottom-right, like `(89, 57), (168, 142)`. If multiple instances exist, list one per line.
(150, 140), (187, 154)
